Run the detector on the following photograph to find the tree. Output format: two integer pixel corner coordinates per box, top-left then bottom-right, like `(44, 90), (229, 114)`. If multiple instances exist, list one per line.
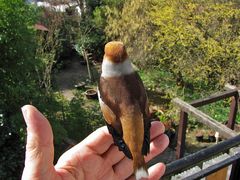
(0, 1), (69, 178)
(150, 0), (240, 88)
(0, 0), (38, 115)
(0, 0), (38, 178)
(36, 6), (65, 92)
(104, 0), (240, 89)
(104, 0), (153, 66)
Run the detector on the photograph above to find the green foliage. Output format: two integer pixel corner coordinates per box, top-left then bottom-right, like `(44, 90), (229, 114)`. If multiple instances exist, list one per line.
(0, 1), (72, 178)
(0, 112), (24, 180)
(150, 0), (240, 88)
(105, 0), (240, 89)
(139, 68), (240, 130)
(105, 0), (154, 66)
(199, 99), (240, 124)
(92, 0), (125, 29)
(83, 0), (126, 57)
(63, 91), (104, 141)
(0, 0), (38, 113)
(0, 1), (38, 178)
(56, 7), (80, 60)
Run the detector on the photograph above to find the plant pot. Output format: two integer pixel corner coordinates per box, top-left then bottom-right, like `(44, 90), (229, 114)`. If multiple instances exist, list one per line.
(208, 131), (216, 143)
(196, 132), (204, 142)
(208, 135), (216, 142)
(85, 89), (98, 99)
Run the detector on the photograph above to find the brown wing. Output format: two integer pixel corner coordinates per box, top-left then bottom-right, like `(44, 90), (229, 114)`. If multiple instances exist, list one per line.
(135, 73), (151, 155)
(98, 93), (121, 134)
(98, 83), (132, 159)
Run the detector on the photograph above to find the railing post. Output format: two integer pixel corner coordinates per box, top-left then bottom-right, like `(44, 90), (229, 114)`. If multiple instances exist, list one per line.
(176, 111), (188, 159)
(229, 93), (240, 180)
(230, 159), (240, 180)
(227, 93), (239, 130)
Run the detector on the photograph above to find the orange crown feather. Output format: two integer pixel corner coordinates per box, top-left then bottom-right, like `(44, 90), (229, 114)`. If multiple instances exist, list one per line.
(104, 41), (128, 63)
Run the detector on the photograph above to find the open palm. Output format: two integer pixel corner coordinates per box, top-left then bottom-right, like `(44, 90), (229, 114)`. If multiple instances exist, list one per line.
(21, 105), (169, 180)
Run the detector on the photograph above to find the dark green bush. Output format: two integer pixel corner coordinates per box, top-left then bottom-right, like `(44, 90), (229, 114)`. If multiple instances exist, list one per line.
(0, 1), (38, 178)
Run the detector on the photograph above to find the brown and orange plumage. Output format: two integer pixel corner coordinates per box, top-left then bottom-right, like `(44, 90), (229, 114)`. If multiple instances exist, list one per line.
(98, 41), (151, 180)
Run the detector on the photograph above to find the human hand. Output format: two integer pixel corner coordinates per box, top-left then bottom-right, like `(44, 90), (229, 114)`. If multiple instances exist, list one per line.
(21, 105), (169, 180)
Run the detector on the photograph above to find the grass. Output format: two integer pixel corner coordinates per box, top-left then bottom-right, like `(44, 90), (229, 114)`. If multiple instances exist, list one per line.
(139, 67), (240, 157)
(138, 67), (240, 126)
(199, 100), (240, 124)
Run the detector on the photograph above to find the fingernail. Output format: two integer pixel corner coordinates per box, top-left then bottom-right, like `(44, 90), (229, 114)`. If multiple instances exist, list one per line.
(21, 105), (29, 122)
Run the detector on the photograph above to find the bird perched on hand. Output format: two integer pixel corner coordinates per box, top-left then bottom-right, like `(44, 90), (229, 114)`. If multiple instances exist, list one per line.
(98, 41), (151, 180)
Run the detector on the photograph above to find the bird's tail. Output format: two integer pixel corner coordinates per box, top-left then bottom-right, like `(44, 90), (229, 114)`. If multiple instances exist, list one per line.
(133, 154), (148, 180)
(120, 111), (148, 180)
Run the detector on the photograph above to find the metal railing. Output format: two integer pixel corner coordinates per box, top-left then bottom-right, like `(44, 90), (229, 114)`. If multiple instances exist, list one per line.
(163, 134), (240, 179)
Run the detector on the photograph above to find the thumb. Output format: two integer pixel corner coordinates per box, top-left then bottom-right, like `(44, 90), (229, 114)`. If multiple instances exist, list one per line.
(21, 105), (55, 179)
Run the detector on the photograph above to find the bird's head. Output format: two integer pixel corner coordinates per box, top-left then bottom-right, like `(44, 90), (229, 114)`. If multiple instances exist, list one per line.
(104, 41), (128, 63)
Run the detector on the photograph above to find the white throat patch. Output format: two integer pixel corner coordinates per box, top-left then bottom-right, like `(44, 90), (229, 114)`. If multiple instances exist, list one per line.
(101, 58), (134, 77)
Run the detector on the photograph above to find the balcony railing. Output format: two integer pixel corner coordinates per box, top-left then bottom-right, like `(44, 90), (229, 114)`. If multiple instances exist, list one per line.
(161, 87), (239, 179)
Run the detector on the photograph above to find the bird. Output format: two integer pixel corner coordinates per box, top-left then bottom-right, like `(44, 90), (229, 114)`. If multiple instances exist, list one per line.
(98, 41), (151, 180)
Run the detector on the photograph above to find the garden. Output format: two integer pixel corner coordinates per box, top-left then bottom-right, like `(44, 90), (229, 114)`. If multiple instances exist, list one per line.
(0, 0), (240, 179)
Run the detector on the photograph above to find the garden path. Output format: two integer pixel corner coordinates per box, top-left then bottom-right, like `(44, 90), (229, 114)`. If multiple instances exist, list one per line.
(54, 56), (89, 100)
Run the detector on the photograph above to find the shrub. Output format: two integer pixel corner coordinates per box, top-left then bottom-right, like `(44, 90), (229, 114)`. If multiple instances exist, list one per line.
(105, 0), (240, 89)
